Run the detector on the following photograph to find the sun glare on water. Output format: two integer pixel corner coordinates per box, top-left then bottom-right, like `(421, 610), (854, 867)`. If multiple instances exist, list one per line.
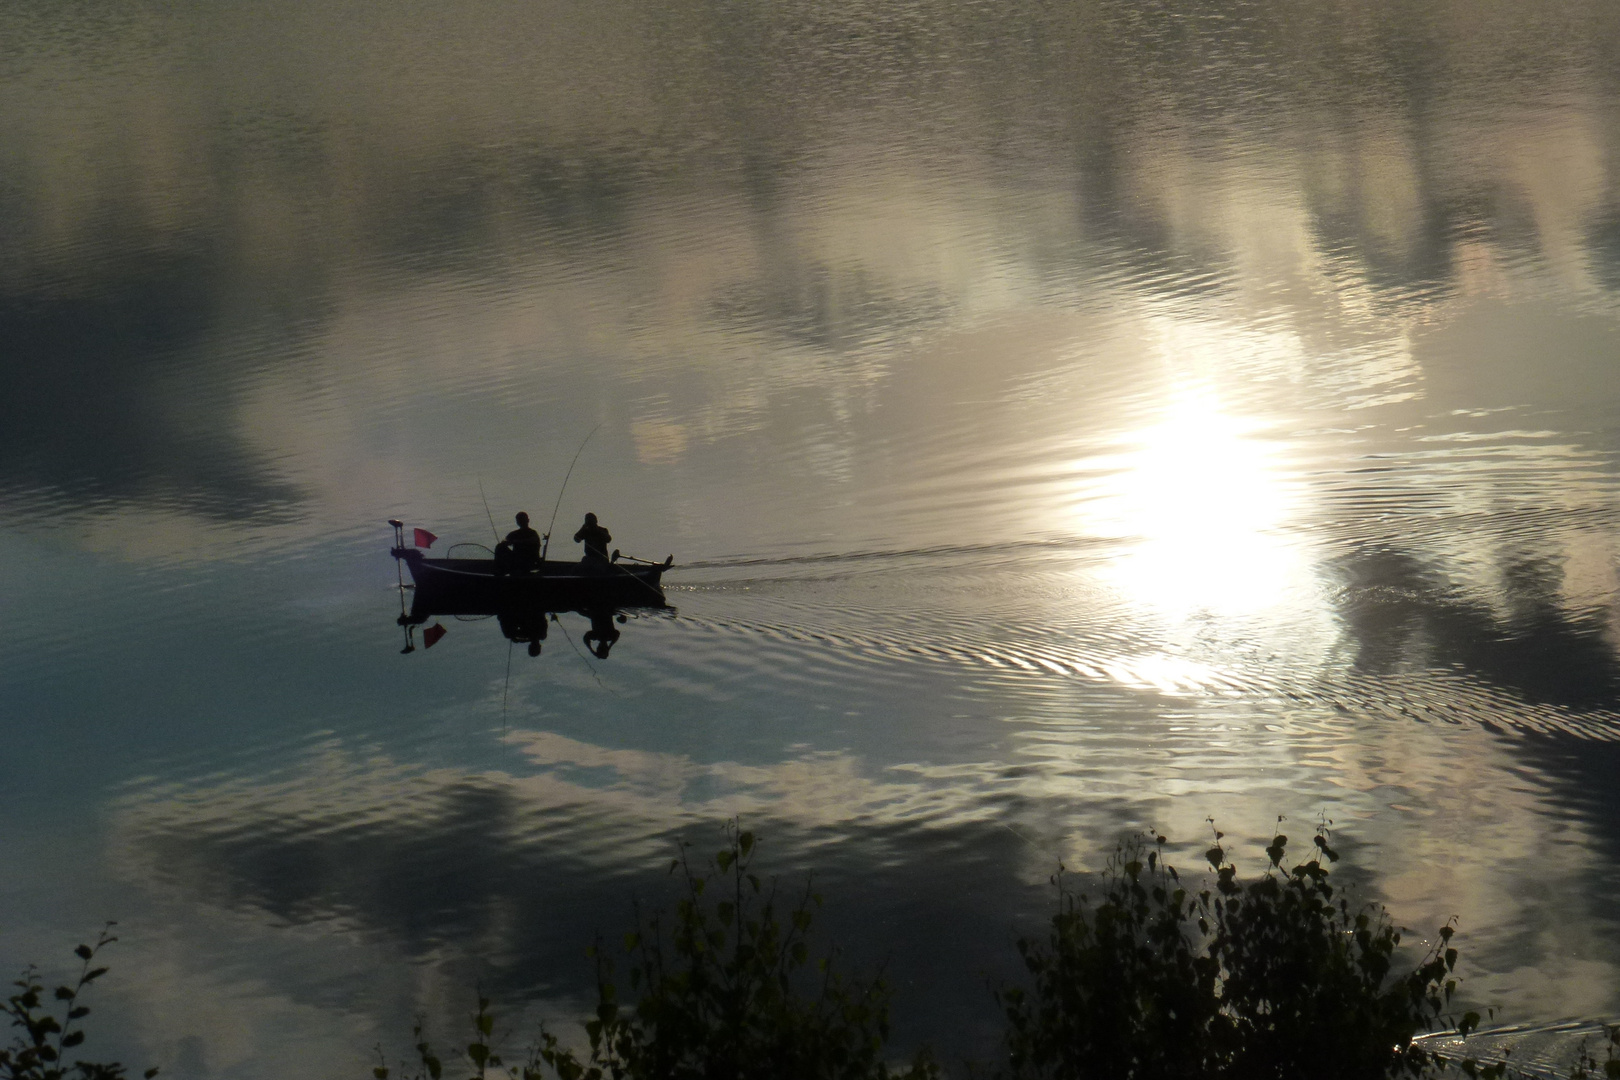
(1084, 378), (1308, 622)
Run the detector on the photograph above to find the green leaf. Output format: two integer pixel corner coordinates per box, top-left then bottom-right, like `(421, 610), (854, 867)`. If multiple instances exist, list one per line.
(73, 946), (92, 961)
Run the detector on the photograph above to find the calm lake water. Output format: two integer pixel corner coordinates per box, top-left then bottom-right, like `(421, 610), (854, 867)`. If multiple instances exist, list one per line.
(6, 0), (1620, 1075)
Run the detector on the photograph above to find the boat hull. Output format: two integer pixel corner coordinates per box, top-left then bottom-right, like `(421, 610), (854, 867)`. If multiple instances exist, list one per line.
(392, 547), (668, 617)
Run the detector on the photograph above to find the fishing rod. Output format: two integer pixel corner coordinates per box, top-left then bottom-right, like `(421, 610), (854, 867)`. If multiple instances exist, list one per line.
(478, 478), (500, 544)
(541, 422), (601, 560)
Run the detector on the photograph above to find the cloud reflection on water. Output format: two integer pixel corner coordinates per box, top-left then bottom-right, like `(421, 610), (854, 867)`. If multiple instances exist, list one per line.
(7, 0), (1620, 1076)
(4, 1), (1620, 541)
(105, 679), (1620, 1072)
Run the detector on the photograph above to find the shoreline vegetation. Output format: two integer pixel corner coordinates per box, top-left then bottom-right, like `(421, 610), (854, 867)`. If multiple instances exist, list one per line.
(373, 823), (1620, 1080)
(1, 926), (157, 1080)
(8, 825), (1617, 1080)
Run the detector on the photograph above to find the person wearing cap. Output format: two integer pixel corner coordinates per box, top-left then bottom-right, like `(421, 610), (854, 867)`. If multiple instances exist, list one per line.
(573, 513), (612, 563)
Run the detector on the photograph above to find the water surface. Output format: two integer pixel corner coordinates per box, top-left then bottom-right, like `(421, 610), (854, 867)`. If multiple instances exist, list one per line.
(6, 0), (1620, 1075)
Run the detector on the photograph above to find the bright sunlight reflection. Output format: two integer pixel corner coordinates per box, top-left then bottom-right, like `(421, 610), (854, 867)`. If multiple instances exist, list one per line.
(1086, 380), (1306, 620)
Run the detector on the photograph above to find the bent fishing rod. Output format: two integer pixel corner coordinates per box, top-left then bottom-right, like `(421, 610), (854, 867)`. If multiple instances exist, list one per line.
(541, 422), (601, 560)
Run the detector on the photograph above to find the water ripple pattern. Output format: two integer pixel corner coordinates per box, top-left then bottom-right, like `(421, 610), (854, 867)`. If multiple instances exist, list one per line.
(5, 0), (1620, 1075)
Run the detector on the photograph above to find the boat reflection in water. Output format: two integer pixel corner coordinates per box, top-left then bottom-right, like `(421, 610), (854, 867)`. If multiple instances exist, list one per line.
(388, 520), (672, 658)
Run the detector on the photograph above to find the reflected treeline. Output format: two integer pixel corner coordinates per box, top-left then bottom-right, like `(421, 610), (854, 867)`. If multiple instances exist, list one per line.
(1589, 206), (1620, 292)
(3, 0), (1620, 519)
(4, 0), (1617, 294)
(1332, 544), (1620, 711)
(710, 263), (953, 354)
(366, 144), (643, 272)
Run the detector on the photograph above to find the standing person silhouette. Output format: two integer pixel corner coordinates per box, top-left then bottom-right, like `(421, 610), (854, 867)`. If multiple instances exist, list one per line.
(573, 513), (612, 564)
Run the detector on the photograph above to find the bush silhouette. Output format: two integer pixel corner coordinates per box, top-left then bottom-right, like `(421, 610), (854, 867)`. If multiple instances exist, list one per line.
(1, 925), (157, 1080)
(15, 830), (1620, 1080)
(996, 824), (1459, 1080)
(374, 822), (1620, 1080)
(376, 824), (935, 1080)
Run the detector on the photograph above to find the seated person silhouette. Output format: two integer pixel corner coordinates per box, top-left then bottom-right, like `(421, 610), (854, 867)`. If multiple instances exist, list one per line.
(495, 511), (542, 574)
(573, 513), (612, 564)
(498, 607), (549, 656)
(583, 608), (624, 659)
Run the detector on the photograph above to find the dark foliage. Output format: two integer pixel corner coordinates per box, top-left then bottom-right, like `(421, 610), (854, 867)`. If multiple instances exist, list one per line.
(996, 823), (1460, 1080)
(16, 829), (1620, 1080)
(376, 824), (935, 1080)
(1, 926), (156, 1080)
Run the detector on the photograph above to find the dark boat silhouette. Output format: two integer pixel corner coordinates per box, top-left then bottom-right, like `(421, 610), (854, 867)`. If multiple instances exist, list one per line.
(389, 520), (672, 656)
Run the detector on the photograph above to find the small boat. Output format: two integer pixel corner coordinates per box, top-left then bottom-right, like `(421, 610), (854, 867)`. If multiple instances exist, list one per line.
(389, 520), (672, 612)
(388, 520), (672, 659)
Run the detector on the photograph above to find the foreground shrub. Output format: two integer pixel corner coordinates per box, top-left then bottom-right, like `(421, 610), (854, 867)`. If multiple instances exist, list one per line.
(1, 926), (156, 1080)
(996, 824), (1458, 1080)
(377, 824), (935, 1080)
(376, 821), (1620, 1080)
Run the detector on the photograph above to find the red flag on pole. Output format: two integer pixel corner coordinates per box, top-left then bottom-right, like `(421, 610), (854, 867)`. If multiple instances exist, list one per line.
(413, 528), (438, 548)
(423, 622), (448, 648)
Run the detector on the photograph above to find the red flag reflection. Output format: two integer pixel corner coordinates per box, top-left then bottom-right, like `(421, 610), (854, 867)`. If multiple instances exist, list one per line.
(423, 623), (447, 648)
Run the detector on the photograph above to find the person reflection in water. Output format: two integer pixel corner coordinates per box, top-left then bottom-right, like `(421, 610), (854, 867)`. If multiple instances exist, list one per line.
(573, 513), (612, 564)
(498, 607), (549, 657)
(496, 511), (542, 574)
(584, 608), (624, 659)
